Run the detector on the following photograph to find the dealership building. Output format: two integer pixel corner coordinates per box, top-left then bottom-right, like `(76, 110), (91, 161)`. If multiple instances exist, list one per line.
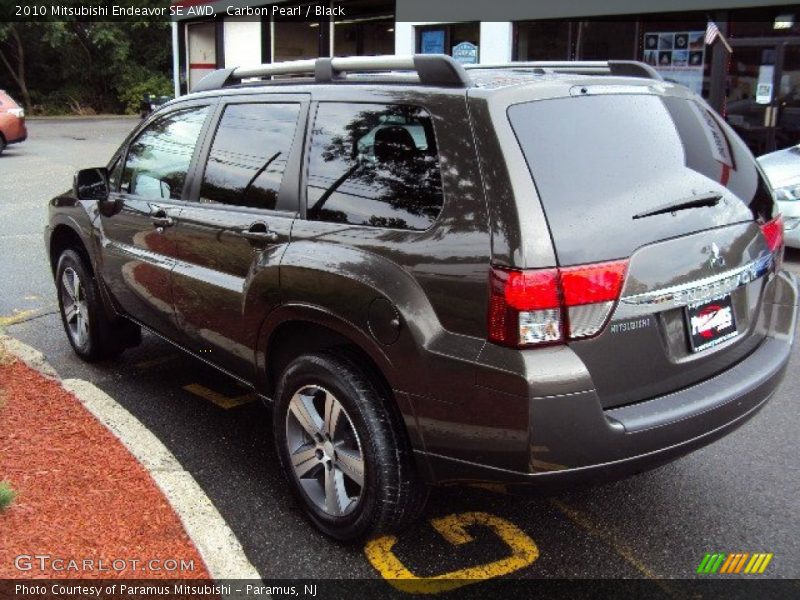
(171, 0), (800, 153)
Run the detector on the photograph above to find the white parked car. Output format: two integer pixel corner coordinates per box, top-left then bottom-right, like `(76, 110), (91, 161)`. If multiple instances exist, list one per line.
(758, 144), (800, 249)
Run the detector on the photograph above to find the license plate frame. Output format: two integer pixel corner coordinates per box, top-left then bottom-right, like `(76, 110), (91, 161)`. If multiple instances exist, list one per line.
(684, 294), (739, 353)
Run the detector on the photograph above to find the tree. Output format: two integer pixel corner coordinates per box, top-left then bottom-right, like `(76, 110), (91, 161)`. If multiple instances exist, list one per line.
(0, 24), (32, 111)
(0, 7), (171, 114)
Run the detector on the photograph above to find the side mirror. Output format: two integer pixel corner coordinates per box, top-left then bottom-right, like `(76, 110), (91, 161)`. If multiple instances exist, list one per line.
(74, 168), (109, 201)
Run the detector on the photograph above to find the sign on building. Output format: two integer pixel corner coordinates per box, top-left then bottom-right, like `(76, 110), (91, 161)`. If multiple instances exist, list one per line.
(643, 31), (705, 96)
(452, 41), (479, 64)
(421, 30), (445, 54)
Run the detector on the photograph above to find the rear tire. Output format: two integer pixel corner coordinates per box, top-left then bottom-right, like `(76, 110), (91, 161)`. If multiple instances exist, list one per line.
(0, 136), (6, 156)
(56, 249), (140, 361)
(273, 351), (428, 542)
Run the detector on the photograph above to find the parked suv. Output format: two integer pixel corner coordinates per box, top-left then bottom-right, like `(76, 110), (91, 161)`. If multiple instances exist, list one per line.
(45, 55), (797, 541)
(0, 90), (27, 155)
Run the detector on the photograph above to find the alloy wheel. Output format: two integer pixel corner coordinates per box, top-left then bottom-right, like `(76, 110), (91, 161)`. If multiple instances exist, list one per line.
(60, 267), (90, 348)
(285, 385), (365, 517)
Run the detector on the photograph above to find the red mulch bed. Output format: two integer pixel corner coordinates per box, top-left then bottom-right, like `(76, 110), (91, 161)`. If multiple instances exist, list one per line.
(0, 356), (209, 579)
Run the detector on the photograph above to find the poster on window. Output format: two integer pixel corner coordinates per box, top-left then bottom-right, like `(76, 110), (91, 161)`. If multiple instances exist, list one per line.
(643, 31), (705, 95)
(421, 29), (445, 54)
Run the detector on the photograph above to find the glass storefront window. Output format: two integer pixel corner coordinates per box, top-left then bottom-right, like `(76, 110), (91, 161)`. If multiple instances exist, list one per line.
(577, 21), (637, 60)
(273, 3), (327, 61)
(514, 21), (570, 60)
(417, 22), (480, 62)
(730, 9), (800, 38)
(334, 0), (395, 56)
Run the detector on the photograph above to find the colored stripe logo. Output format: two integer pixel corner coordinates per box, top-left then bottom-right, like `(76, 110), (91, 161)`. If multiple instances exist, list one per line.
(697, 552), (773, 574)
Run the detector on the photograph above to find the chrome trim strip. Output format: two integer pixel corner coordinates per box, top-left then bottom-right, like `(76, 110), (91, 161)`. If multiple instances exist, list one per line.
(614, 253), (773, 318)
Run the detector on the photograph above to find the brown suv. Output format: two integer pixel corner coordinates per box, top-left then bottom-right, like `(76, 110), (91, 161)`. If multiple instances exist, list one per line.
(45, 55), (797, 541)
(0, 90), (27, 155)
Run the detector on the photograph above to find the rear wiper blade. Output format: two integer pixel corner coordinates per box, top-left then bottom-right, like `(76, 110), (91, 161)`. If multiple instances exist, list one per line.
(632, 193), (722, 220)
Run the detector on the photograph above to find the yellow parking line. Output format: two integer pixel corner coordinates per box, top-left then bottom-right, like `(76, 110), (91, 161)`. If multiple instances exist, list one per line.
(364, 511), (539, 594)
(183, 383), (257, 409)
(0, 309), (38, 327)
(550, 499), (681, 597)
(135, 354), (179, 369)
(468, 483), (508, 494)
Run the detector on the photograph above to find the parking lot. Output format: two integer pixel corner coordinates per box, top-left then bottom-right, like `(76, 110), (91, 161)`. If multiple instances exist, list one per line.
(2, 119), (799, 589)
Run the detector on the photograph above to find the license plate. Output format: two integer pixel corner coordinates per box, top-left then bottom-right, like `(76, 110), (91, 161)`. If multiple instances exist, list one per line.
(684, 295), (738, 352)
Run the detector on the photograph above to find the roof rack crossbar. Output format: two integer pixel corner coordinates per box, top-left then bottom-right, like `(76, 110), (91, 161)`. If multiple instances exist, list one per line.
(191, 54), (472, 92)
(464, 60), (662, 81)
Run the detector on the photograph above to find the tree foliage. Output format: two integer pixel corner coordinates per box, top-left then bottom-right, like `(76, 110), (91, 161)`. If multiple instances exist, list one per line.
(0, 9), (171, 114)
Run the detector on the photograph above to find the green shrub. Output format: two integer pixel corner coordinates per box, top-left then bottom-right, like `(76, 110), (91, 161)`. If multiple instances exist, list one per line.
(118, 72), (173, 115)
(0, 481), (15, 511)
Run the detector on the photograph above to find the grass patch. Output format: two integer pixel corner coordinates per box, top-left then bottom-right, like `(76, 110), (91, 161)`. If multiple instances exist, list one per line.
(0, 481), (15, 511)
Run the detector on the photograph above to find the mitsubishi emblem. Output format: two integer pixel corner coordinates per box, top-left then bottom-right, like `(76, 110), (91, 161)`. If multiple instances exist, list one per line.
(709, 243), (726, 269)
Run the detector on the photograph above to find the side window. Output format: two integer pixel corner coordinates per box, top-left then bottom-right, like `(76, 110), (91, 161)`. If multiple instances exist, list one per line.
(200, 103), (300, 209)
(306, 103), (443, 230)
(121, 106), (209, 200)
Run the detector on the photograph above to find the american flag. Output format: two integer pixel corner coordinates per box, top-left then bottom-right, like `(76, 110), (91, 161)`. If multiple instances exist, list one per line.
(705, 20), (732, 52)
(705, 20), (721, 45)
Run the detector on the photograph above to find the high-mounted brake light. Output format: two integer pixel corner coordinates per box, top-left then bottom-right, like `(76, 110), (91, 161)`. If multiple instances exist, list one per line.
(488, 260), (629, 348)
(760, 215), (784, 254)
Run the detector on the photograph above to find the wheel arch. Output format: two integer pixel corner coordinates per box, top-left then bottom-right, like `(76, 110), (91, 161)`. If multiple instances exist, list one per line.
(256, 305), (427, 460)
(48, 220), (120, 322)
(257, 305), (399, 399)
(49, 223), (93, 276)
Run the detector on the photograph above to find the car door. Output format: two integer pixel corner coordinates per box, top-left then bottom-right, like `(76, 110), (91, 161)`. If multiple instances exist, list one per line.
(97, 100), (215, 338)
(170, 94), (309, 379)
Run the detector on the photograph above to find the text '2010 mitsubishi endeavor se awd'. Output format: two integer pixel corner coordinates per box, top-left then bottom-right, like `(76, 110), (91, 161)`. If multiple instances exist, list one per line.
(45, 55), (797, 541)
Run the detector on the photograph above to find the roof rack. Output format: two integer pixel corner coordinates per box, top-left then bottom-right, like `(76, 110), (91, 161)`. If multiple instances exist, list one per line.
(464, 60), (662, 81)
(192, 54), (472, 92)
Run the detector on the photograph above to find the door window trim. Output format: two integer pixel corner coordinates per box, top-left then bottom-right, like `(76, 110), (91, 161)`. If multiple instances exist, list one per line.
(116, 98), (218, 205)
(180, 93), (311, 217)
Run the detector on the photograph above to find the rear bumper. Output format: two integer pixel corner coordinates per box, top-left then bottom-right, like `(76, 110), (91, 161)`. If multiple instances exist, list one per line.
(418, 270), (797, 486)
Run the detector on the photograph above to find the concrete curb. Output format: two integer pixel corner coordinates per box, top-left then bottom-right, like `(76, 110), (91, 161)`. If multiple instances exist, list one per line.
(0, 335), (261, 581)
(0, 335), (59, 379)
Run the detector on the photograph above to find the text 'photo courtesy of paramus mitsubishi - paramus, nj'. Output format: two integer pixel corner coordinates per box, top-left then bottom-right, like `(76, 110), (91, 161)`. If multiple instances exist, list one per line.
(44, 55), (797, 541)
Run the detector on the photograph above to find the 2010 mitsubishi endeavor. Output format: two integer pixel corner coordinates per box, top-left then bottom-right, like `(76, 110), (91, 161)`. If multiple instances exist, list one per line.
(44, 55), (797, 541)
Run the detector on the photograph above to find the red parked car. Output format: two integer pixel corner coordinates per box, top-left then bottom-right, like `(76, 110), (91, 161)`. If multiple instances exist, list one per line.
(0, 90), (27, 155)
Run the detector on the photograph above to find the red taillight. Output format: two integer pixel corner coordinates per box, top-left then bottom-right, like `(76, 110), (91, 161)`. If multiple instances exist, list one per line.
(560, 260), (628, 306)
(503, 269), (560, 310)
(760, 215), (784, 254)
(488, 260), (629, 348)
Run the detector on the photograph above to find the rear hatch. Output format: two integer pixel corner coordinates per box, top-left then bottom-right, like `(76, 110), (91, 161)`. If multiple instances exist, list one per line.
(507, 87), (780, 408)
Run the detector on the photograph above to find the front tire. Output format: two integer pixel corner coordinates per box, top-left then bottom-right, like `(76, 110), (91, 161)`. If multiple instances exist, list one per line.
(274, 351), (428, 541)
(56, 249), (139, 361)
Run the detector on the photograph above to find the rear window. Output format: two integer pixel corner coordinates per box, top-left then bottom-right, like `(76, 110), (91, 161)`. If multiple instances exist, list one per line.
(507, 94), (773, 265)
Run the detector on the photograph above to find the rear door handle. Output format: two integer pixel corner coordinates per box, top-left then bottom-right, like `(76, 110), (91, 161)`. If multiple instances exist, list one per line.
(238, 223), (279, 245)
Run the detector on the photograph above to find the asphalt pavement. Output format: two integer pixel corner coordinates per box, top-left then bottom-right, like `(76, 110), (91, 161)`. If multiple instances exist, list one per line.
(1, 119), (799, 589)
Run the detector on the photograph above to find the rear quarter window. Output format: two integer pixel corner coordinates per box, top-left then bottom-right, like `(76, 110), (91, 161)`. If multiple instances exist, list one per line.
(306, 103), (444, 231)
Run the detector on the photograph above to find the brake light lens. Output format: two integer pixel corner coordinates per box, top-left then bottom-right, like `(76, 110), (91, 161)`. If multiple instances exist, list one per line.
(560, 261), (628, 306)
(489, 268), (562, 346)
(760, 215), (783, 254)
(488, 260), (629, 348)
